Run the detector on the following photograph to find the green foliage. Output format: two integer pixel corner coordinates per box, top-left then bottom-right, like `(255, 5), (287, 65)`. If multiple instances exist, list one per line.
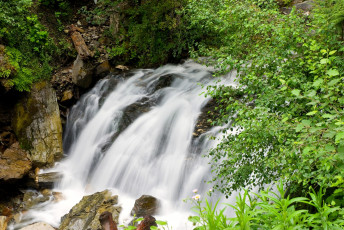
(185, 0), (344, 195)
(0, 0), (55, 91)
(188, 181), (344, 229)
(119, 0), (189, 66)
(120, 217), (170, 230)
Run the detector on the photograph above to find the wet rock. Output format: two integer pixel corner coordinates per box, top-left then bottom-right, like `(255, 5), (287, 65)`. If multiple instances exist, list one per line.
(149, 74), (175, 92)
(61, 90), (74, 102)
(37, 172), (62, 188)
(131, 195), (159, 217)
(59, 190), (121, 230)
(193, 98), (217, 138)
(99, 211), (118, 230)
(19, 222), (55, 230)
(0, 142), (31, 180)
(96, 60), (111, 77)
(72, 55), (94, 89)
(52, 191), (64, 202)
(0, 216), (8, 230)
(136, 215), (157, 230)
(115, 65), (129, 71)
(12, 81), (63, 167)
(21, 190), (50, 210)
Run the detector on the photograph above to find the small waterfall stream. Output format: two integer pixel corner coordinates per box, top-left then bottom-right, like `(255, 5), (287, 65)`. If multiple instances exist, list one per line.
(11, 61), (237, 229)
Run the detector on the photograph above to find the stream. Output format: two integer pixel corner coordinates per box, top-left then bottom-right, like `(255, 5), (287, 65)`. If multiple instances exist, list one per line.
(11, 60), (238, 229)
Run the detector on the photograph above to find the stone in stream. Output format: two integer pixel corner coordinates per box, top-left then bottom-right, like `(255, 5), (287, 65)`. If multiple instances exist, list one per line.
(136, 215), (157, 230)
(59, 190), (121, 230)
(12, 81), (63, 167)
(19, 222), (55, 230)
(36, 172), (63, 189)
(99, 211), (118, 230)
(130, 195), (159, 217)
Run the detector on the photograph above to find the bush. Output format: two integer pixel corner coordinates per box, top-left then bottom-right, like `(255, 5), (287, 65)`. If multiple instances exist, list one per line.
(184, 0), (344, 195)
(0, 0), (55, 91)
(188, 181), (344, 229)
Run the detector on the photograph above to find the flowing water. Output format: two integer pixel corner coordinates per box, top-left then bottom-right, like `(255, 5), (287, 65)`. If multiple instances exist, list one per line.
(11, 61), (238, 229)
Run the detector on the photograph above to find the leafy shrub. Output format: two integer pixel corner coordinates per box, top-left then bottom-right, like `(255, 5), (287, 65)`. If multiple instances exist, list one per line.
(184, 0), (344, 195)
(0, 0), (54, 91)
(188, 181), (344, 229)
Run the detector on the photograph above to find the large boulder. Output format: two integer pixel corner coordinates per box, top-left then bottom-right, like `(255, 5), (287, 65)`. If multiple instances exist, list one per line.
(12, 81), (63, 167)
(19, 222), (55, 230)
(59, 190), (121, 230)
(0, 142), (31, 180)
(130, 195), (159, 217)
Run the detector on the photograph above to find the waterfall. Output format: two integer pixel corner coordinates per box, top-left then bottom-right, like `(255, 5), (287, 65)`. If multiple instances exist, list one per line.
(11, 61), (237, 229)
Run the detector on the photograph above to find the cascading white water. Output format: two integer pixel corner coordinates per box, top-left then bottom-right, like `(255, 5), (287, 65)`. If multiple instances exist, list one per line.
(11, 61), (238, 229)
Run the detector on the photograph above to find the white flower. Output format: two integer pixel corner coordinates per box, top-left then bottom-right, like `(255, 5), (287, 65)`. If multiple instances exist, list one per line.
(209, 188), (213, 192)
(192, 194), (201, 200)
(192, 189), (198, 193)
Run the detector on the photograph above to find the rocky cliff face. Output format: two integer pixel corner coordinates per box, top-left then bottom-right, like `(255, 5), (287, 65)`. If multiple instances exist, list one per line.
(12, 81), (63, 167)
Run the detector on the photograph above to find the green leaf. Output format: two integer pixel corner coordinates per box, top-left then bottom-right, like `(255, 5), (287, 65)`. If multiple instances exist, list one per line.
(291, 89), (301, 96)
(306, 111), (318, 116)
(296, 124), (304, 132)
(329, 50), (337, 55)
(188, 216), (200, 223)
(322, 114), (335, 119)
(301, 120), (311, 126)
(326, 69), (339, 77)
(328, 78), (340, 86)
(320, 58), (329, 64)
(313, 79), (324, 88)
(325, 144), (335, 152)
(335, 132), (344, 143)
(307, 90), (316, 97)
(156, 220), (168, 226)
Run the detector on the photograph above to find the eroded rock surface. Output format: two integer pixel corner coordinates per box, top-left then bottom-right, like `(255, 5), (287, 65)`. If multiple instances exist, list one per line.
(0, 142), (31, 180)
(59, 190), (121, 230)
(12, 81), (63, 167)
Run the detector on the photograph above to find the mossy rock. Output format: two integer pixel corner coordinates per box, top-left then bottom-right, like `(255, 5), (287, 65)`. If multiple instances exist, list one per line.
(12, 81), (63, 167)
(59, 190), (122, 230)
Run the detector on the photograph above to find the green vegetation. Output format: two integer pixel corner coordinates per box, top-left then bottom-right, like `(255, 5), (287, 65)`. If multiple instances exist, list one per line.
(1, 0), (343, 227)
(86, 0), (192, 66)
(0, 0), (56, 91)
(180, 0), (344, 228)
(188, 181), (344, 229)
(184, 0), (344, 194)
(0, 0), (73, 91)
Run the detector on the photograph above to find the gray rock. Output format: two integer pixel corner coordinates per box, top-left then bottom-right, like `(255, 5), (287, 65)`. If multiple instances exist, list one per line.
(19, 222), (55, 230)
(12, 81), (63, 167)
(59, 190), (121, 230)
(37, 172), (62, 188)
(295, 0), (314, 11)
(72, 55), (94, 88)
(131, 195), (159, 217)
